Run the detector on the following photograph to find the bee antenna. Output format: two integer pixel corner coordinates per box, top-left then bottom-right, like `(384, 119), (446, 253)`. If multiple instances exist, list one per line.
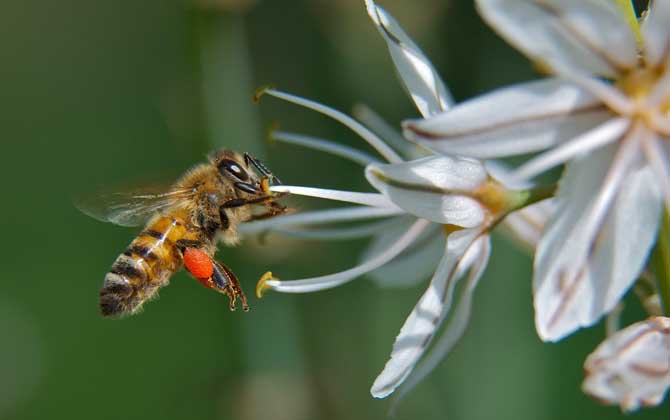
(244, 153), (282, 185)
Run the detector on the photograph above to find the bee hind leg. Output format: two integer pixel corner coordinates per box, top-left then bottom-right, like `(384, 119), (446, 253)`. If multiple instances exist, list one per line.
(177, 243), (249, 312)
(212, 260), (249, 312)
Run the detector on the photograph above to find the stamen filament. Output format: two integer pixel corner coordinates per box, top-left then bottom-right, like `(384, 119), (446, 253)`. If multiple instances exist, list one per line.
(270, 185), (398, 208)
(272, 130), (380, 166)
(273, 218), (400, 241)
(260, 88), (404, 163)
(352, 104), (417, 157)
(240, 206), (405, 233)
(510, 117), (629, 180)
(257, 218), (431, 294)
(563, 73), (634, 115)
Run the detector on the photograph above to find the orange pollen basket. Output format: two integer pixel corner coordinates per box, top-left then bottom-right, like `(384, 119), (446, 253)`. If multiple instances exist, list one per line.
(183, 248), (215, 282)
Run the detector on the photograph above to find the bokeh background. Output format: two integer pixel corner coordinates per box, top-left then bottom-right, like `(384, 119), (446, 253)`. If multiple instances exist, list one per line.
(1, 0), (666, 419)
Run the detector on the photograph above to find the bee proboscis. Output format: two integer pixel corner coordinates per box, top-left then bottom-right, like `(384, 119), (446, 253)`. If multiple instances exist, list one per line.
(78, 150), (287, 317)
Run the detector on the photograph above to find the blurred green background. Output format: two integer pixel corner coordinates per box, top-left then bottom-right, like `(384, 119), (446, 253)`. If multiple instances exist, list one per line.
(1, 0), (666, 419)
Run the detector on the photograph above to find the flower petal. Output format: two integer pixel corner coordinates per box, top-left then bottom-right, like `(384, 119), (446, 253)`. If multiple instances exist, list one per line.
(652, 115), (670, 136)
(365, 155), (488, 227)
(642, 0), (670, 68)
(475, 0), (638, 77)
(370, 228), (485, 398)
(389, 234), (491, 408)
(404, 78), (611, 159)
(647, 65), (670, 109)
(642, 132), (670, 211)
(587, 168), (662, 326)
(583, 317), (670, 411)
(365, 0), (453, 117)
(362, 220), (446, 288)
(534, 133), (661, 342)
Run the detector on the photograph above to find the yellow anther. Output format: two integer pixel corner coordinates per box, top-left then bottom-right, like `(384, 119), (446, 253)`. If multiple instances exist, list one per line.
(252, 85), (276, 103)
(260, 177), (271, 195)
(266, 121), (281, 144)
(256, 271), (277, 299)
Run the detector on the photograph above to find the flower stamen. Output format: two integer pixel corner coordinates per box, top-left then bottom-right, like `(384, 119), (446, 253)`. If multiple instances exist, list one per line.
(256, 87), (404, 163)
(254, 218), (431, 295)
(256, 271), (276, 298)
(269, 185), (398, 208)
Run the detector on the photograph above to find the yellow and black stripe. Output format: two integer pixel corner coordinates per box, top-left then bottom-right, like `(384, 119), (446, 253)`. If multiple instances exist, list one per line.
(100, 215), (202, 317)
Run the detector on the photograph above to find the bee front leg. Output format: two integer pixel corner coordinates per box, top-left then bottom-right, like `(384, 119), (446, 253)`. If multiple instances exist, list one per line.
(220, 191), (289, 209)
(248, 202), (291, 221)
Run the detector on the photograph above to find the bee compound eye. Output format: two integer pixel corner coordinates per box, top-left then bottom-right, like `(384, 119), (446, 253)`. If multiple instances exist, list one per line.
(219, 159), (249, 181)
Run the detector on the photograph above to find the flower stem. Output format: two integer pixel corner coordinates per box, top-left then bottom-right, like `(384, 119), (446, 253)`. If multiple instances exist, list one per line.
(612, 0), (642, 46)
(515, 183), (557, 211)
(652, 210), (670, 315)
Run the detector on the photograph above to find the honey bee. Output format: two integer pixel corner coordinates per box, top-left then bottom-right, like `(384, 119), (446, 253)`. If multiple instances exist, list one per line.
(79, 150), (287, 317)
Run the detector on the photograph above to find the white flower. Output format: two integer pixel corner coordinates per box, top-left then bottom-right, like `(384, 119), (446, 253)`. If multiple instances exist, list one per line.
(404, 0), (670, 342)
(248, 116), (523, 404)
(583, 316), (670, 411)
(244, 89), (509, 402)
(244, 0), (552, 403)
(362, 155), (530, 401)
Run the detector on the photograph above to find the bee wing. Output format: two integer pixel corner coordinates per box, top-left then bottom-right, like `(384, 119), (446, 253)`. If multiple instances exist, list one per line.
(76, 188), (196, 227)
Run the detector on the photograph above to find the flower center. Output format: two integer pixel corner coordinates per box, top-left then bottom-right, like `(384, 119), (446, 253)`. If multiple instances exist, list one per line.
(616, 61), (669, 133)
(617, 66), (660, 101)
(473, 178), (530, 220)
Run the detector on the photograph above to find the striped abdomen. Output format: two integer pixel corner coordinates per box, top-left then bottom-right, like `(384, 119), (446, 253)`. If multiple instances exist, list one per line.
(100, 216), (197, 317)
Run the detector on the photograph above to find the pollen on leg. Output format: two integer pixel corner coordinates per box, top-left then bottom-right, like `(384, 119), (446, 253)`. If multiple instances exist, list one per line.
(183, 248), (215, 281)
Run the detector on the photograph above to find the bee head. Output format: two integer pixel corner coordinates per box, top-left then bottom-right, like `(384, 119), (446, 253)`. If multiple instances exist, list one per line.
(209, 150), (253, 183)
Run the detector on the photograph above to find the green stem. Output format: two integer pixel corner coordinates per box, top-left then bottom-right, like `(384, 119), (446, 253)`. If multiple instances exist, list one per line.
(512, 183), (557, 212)
(652, 210), (670, 315)
(528, 183), (557, 205)
(613, 0), (642, 45)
